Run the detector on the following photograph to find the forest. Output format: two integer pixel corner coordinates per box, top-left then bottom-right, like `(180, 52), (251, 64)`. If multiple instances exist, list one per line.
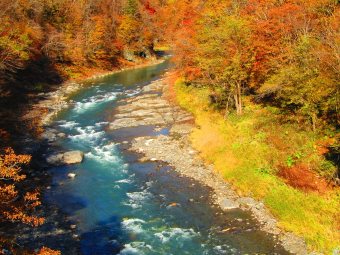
(1, 0), (339, 131)
(0, 0), (339, 254)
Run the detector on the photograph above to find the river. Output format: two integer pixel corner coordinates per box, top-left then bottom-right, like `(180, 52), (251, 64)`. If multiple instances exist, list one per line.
(41, 61), (290, 254)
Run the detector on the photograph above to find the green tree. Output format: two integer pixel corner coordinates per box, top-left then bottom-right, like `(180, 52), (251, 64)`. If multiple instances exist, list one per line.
(194, 14), (253, 115)
(124, 0), (139, 16)
(259, 35), (337, 131)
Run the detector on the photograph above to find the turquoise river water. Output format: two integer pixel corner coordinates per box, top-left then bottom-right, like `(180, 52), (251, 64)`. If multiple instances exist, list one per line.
(43, 61), (290, 255)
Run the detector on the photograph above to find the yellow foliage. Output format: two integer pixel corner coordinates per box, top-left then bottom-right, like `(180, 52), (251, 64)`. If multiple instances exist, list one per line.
(174, 79), (340, 254)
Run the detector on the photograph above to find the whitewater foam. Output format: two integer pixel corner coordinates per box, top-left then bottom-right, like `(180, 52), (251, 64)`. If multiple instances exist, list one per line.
(74, 91), (119, 113)
(118, 242), (153, 255)
(122, 218), (146, 234)
(95, 121), (109, 127)
(125, 88), (142, 97)
(154, 228), (199, 243)
(85, 143), (120, 163)
(68, 126), (104, 143)
(115, 178), (134, 184)
(124, 189), (153, 209)
(59, 120), (79, 129)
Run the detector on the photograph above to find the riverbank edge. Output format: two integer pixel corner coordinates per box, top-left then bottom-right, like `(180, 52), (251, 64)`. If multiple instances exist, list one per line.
(22, 57), (166, 129)
(11, 58), (166, 253)
(22, 62), (313, 254)
(167, 78), (339, 254)
(108, 77), (314, 255)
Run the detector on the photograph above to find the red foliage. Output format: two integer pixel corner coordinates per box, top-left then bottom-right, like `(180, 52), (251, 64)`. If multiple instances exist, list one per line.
(144, 2), (156, 15)
(278, 164), (330, 193)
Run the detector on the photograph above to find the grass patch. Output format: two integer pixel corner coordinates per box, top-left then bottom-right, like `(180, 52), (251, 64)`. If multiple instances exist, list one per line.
(173, 78), (340, 254)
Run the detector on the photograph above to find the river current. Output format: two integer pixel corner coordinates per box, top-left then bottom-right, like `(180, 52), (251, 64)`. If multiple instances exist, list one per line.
(44, 61), (290, 254)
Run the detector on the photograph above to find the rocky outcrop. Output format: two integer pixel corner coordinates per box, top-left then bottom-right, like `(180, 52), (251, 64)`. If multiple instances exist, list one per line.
(109, 80), (193, 130)
(113, 78), (310, 255)
(46, 151), (84, 166)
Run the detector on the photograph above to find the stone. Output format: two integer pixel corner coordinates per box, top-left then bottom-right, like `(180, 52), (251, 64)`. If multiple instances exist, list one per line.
(63, 151), (84, 164)
(219, 198), (239, 210)
(145, 139), (154, 146)
(46, 153), (64, 165)
(46, 150), (84, 165)
(237, 197), (257, 208)
(57, 133), (66, 138)
(41, 130), (57, 142)
(68, 173), (77, 179)
(279, 233), (308, 255)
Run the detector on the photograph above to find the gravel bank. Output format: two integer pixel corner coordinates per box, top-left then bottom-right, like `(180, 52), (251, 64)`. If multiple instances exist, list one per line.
(110, 77), (312, 255)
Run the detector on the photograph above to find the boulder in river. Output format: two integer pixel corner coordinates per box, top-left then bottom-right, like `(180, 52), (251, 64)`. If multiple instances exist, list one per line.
(63, 151), (84, 164)
(46, 151), (84, 166)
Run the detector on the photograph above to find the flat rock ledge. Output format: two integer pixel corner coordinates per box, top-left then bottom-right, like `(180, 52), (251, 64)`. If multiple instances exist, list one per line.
(23, 59), (166, 127)
(109, 79), (193, 130)
(115, 78), (312, 255)
(46, 151), (84, 166)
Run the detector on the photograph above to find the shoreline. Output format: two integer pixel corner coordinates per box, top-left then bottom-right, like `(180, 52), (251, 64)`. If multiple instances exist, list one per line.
(109, 77), (312, 255)
(22, 62), (311, 254)
(22, 58), (166, 128)
(11, 58), (166, 253)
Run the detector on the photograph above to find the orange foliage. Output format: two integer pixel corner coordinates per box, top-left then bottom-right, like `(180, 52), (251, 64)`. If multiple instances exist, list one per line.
(278, 164), (330, 193)
(316, 138), (337, 156)
(0, 148), (44, 226)
(36, 247), (61, 255)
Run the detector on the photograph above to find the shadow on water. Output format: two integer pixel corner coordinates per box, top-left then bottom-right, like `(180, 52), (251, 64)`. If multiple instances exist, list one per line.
(80, 216), (124, 255)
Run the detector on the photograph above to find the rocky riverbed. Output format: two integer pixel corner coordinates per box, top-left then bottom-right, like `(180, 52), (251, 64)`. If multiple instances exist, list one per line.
(22, 59), (166, 128)
(109, 77), (312, 255)
(17, 58), (318, 254)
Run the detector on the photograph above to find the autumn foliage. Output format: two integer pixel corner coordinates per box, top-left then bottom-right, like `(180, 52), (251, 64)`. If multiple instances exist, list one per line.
(36, 247), (61, 255)
(278, 164), (330, 193)
(153, 0), (339, 131)
(0, 0), (160, 86)
(0, 148), (43, 226)
(0, 147), (54, 254)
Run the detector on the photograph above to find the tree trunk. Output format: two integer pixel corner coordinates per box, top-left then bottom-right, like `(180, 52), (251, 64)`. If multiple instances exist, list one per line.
(311, 112), (317, 132)
(234, 93), (239, 114)
(237, 82), (242, 115)
(224, 94), (232, 119)
(234, 82), (242, 115)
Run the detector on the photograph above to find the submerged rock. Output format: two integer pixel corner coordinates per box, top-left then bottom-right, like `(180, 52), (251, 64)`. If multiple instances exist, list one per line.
(46, 151), (84, 166)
